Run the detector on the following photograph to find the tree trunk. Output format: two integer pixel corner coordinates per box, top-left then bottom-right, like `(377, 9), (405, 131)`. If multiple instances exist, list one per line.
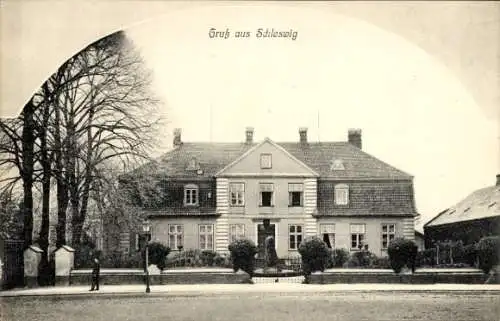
(38, 89), (52, 285)
(54, 105), (68, 248)
(38, 85), (51, 258)
(21, 98), (35, 249)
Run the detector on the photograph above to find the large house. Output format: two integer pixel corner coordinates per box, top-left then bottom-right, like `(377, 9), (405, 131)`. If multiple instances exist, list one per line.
(424, 175), (500, 247)
(112, 127), (418, 258)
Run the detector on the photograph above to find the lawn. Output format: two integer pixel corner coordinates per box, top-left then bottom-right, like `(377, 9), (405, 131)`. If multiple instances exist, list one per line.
(2, 292), (499, 321)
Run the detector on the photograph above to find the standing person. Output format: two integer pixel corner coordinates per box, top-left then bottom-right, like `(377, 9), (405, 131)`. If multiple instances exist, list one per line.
(89, 257), (100, 291)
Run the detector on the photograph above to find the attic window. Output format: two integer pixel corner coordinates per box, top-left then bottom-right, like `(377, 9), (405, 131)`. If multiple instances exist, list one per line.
(448, 210), (456, 215)
(260, 154), (272, 169)
(488, 202), (496, 208)
(462, 207), (471, 214)
(186, 158), (200, 171)
(331, 159), (345, 171)
(184, 184), (199, 206)
(334, 184), (349, 205)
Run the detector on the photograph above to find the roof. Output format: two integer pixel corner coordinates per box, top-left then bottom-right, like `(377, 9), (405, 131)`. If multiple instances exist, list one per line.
(316, 180), (417, 217)
(425, 185), (500, 227)
(135, 141), (412, 180)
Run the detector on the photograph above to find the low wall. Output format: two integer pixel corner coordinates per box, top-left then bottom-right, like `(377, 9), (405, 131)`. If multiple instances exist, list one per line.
(309, 271), (488, 284)
(66, 268), (492, 286)
(69, 269), (250, 286)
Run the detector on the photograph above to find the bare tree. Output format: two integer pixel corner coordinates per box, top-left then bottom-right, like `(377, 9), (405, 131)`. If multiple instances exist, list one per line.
(48, 31), (162, 249)
(0, 31), (162, 257)
(0, 104), (39, 249)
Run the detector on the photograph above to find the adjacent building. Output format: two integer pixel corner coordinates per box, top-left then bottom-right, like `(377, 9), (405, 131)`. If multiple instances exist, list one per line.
(111, 127), (419, 258)
(424, 175), (500, 247)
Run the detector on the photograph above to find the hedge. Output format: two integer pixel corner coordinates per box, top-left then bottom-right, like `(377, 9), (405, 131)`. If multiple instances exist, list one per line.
(477, 236), (499, 274)
(228, 238), (258, 277)
(387, 238), (418, 274)
(298, 236), (329, 277)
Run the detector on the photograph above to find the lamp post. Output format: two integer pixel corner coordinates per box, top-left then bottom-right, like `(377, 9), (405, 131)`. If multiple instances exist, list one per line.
(142, 220), (151, 293)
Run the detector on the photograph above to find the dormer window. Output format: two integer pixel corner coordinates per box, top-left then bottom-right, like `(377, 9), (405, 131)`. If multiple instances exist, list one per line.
(260, 153), (272, 169)
(186, 157), (200, 171)
(184, 184), (199, 206)
(334, 184), (349, 205)
(331, 159), (345, 171)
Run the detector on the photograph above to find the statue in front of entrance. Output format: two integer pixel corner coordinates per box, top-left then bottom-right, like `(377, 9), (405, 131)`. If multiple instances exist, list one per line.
(264, 235), (278, 269)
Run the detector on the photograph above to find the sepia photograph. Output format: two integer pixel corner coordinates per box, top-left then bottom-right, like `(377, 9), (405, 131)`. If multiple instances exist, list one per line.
(0, 1), (499, 320)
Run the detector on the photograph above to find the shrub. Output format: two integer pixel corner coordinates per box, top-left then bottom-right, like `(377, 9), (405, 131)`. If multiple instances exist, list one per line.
(101, 251), (125, 268)
(329, 248), (350, 268)
(298, 236), (329, 276)
(477, 236), (500, 274)
(123, 252), (144, 268)
(348, 250), (377, 267)
(165, 249), (230, 268)
(372, 256), (391, 269)
(387, 238), (418, 274)
(147, 242), (171, 270)
(214, 253), (232, 268)
(416, 248), (437, 267)
(228, 239), (258, 276)
(200, 250), (217, 267)
(74, 237), (98, 268)
(463, 243), (478, 267)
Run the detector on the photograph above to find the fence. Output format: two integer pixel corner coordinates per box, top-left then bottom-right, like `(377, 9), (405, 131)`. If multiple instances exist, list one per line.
(416, 245), (478, 268)
(2, 240), (25, 290)
(255, 255), (303, 273)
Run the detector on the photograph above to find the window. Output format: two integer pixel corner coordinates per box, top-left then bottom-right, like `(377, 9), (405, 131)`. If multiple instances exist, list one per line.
(289, 225), (303, 250)
(288, 183), (304, 207)
(184, 184), (199, 206)
(381, 224), (396, 249)
(335, 184), (349, 205)
(199, 224), (214, 250)
(135, 234), (140, 251)
(259, 183), (274, 207)
(119, 232), (130, 253)
(350, 224), (365, 250)
(260, 153), (272, 169)
(168, 224), (183, 249)
(229, 224), (245, 243)
(230, 183), (245, 206)
(186, 157), (199, 171)
(331, 159), (345, 171)
(320, 224), (335, 249)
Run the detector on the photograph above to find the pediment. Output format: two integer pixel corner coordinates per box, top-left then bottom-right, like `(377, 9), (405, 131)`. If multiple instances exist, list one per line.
(216, 138), (318, 177)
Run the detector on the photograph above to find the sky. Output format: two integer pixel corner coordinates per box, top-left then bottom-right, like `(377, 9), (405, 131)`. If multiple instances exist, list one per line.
(0, 2), (498, 230)
(123, 5), (498, 228)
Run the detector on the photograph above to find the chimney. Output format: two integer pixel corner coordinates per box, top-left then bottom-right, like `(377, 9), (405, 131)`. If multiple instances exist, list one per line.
(496, 174), (500, 186)
(173, 128), (182, 146)
(348, 129), (362, 149)
(245, 127), (254, 144)
(299, 127), (308, 144)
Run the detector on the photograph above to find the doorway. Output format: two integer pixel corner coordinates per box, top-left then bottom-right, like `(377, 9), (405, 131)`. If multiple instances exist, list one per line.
(256, 222), (276, 258)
